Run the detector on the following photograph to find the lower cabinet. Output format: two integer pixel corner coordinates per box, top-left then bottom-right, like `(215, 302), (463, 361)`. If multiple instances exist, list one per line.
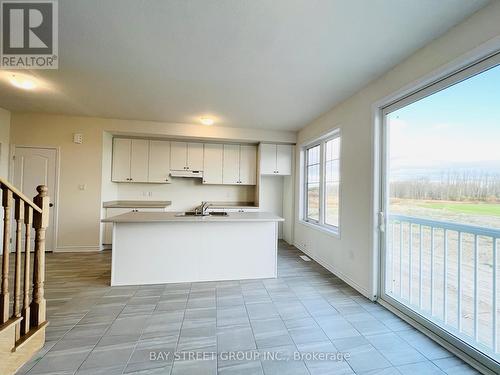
(103, 207), (166, 245)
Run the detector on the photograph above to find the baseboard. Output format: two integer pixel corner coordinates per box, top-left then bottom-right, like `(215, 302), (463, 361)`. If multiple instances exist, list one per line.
(294, 242), (373, 300)
(54, 245), (101, 253)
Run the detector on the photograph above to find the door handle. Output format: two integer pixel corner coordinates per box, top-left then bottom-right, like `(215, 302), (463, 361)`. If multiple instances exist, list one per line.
(49, 203), (54, 208)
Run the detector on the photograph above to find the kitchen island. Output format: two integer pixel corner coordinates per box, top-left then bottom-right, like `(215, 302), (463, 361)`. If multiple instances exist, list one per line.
(102, 211), (284, 286)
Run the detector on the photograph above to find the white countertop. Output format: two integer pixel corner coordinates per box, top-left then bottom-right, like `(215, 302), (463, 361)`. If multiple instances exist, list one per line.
(103, 200), (172, 208)
(102, 211), (284, 223)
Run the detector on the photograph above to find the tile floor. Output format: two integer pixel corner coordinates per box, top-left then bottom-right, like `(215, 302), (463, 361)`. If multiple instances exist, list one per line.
(15, 241), (480, 375)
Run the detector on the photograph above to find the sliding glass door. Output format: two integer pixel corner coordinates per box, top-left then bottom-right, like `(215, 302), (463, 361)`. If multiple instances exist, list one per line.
(380, 52), (500, 371)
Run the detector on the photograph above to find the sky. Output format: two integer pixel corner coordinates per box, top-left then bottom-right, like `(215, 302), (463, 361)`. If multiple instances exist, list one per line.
(388, 62), (500, 180)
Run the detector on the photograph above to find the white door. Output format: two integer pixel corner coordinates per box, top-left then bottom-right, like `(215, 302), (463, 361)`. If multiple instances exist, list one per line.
(148, 140), (171, 183)
(223, 144), (240, 184)
(187, 143), (204, 171)
(12, 147), (57, 252)
(111, 138), (131, 182)
(239, 145), (257, 185)
(130, 139), (149, 183)
(170, 142), (187, 170)
(276, 144), (292, 175)
(203, 144), (223, 184)
(260, 144), (277, 175)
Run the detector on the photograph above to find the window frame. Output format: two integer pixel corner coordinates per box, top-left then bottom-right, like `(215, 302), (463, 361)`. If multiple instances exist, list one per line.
(302, 129), (341, 236)
(376, 51), (500, 374)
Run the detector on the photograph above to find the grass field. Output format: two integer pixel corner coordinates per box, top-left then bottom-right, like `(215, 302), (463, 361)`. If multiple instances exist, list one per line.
(416, 201), (500, 216)
(390, 199), (500, 229)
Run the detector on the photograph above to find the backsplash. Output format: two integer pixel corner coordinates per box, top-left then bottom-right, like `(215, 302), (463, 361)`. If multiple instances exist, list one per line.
(116, 177), (255, 212)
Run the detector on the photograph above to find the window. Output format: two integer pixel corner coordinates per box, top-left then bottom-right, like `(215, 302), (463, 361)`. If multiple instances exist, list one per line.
(303, 131), (341, 233)
(305, 145), (320, 221)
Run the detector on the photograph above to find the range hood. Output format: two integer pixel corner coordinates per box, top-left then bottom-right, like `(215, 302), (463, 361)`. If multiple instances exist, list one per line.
(170, 170), (203, 178)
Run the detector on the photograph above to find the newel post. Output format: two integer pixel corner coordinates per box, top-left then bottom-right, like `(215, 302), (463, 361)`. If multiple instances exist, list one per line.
(30, 185), (49, 327)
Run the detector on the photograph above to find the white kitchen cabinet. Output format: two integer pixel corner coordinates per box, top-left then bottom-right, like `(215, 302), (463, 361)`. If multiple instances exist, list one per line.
(170, 141), (188, 170)
(222, 144), (257, 185)
(276, 144), (292, 175)
(130, 139), (149, 182)
(259, 143), (292, 175)
(103, 207), (167, 245)
(222, 144), (240, 184)
(170, 142), (204, 171)
(112, 138), (132, 182)
(259, 144), (277, 175)
(187, 142), (204, 171)
(203, 144), (223, 184)
(103, 208), (132, 245)
(112, 138), (149, 182)
(148, 140), (171, 183)
(239, 145), (257, 185)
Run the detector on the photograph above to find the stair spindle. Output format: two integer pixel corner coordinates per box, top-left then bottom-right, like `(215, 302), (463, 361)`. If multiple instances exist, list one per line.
(21, 205), (33, 336)
(13, 199), (24, 340)
(0, 187), (12, 324)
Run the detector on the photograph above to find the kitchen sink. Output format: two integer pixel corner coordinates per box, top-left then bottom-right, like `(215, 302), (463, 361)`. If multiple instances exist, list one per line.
(208, 212), (228, 216)
(176, 211), (228, 217)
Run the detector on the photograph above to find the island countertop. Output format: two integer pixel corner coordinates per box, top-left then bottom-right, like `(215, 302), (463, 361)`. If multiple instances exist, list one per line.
(102, 211), (284, 223)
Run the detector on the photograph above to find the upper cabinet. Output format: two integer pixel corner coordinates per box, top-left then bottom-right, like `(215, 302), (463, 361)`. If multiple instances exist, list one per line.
(111, 138), (258, 185)
(203, 144), (223, 184)
(112, 138), (171, 183)
(130, 139), (149, 182)
(112, 138), (149, 183)
(259, 143), (292, 175)
(148, 140), (171, 183)
(187, 143), (204, 171)
(222, 144), (240, 185)
(223, 144), (257, 185)
(170, 142), (204, 171)
(112, 138), (132, 182)
(239, 145), (257, 185)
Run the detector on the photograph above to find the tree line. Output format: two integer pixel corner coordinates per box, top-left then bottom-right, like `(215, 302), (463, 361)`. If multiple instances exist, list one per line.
(391, 171), (500, 202)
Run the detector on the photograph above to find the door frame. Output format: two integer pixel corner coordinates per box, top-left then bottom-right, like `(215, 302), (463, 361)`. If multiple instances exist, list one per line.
(371, 40), (500, 374)
(9, 145), (61, 252)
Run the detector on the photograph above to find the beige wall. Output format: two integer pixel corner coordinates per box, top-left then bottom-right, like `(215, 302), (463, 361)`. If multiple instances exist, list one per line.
(0, 107), (11, 178)
(294, 1), (500, 298)
(9, 114), (296, 251)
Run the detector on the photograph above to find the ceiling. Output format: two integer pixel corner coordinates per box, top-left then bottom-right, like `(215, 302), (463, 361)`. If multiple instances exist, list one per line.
(0, 0), (489, 131)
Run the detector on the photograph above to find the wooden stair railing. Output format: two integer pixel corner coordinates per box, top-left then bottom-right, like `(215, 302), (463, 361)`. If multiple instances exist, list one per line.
(0, 181), (49, 375)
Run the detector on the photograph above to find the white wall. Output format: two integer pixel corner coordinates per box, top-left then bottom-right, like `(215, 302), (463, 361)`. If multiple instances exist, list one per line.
(9, 113), (296, 252)
(293, 1), (500, 299)
(0, 107), (11, 179)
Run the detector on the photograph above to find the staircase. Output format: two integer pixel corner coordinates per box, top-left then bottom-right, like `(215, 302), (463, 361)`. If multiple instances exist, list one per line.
(0, 180), (50, 375)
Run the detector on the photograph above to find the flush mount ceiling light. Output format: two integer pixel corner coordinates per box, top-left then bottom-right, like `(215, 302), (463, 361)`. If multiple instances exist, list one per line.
(9, 74), (37, 90)
(200, 117), (214, 126)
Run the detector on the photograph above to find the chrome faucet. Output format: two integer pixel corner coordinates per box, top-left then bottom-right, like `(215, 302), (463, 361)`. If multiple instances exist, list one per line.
(195, 201), (211, 216)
